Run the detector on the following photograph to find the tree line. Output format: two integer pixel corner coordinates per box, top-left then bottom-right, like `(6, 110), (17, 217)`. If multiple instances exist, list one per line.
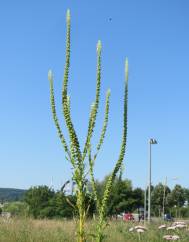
(2, 176), (189, 219)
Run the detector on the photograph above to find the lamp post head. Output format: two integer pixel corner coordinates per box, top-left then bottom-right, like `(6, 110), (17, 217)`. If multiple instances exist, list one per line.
(149, 138), (157, 144)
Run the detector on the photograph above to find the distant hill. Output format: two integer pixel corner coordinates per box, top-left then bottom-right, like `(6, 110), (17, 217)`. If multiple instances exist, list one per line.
(0, 188), (27, 202)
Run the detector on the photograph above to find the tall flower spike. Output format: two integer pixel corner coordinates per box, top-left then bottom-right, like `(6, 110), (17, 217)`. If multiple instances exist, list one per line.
(62, 8), (82, 163)
(97, 59), (128, 241)
(48, 69), (53, 81)
(67, 95), (71, 117)
(94, 89), (111, 160)
(125, 58), (129, 83)
(97, 40), (102, 54)
(49, 9), (129, 242)
(66, 9), (71, 23)
(88, 147), (100, 212)
(48, 69), (70, 158)
(62, 9), (71, 97)
(83, 40), (102, 159)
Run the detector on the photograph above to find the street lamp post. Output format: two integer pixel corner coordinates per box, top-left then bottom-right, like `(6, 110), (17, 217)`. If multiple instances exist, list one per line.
(148, 138), (157, 223)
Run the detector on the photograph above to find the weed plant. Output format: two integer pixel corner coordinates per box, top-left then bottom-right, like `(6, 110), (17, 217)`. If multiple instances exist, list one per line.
(48, 9), (128, 242)
(0, 218), (189, 242)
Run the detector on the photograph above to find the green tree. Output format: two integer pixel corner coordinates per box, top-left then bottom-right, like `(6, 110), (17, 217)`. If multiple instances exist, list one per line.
(92, 177), (144, 216)
(24, 186), (55, 218)
(151, 183), (170, 216)
(50, 192), (75, 218)
(3, 201), (29, 217)
(107, 178), (133, 216)
(183, 188), (189, 204)
(179, 207), (189, 218)
(167, 185), (185, 208)
(132, 188), (144, 211)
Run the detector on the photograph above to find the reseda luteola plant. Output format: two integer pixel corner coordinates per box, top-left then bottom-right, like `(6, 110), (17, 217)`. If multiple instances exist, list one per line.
(48, 10), (128, 242)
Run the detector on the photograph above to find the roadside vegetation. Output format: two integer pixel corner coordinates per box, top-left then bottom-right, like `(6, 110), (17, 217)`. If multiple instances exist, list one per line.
(1, 177), (189, 242)
(0, 218), (189, 242)
(2, 177), (189, 219)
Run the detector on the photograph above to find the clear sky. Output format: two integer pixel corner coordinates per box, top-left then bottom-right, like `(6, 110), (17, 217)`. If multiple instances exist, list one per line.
(0, 0), (188, 190)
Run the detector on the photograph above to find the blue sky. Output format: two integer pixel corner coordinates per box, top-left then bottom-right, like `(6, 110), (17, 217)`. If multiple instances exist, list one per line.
(0, 0), (188, 190)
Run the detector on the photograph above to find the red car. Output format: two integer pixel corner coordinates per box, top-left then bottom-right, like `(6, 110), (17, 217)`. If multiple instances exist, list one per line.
(123, 213), (134, 221)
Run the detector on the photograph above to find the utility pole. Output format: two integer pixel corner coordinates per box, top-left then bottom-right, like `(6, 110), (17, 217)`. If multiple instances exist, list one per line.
(144, 184), (147, 222)
(148, 138), (157, 223)
(162, 176), (167, 218)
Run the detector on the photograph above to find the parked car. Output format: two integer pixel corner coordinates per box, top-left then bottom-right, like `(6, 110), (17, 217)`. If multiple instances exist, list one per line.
(123, 212), (134, 221)
(164, 213), (174, 221)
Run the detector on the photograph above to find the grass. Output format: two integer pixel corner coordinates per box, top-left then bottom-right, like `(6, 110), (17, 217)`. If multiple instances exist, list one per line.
(0, 217), (188, 242)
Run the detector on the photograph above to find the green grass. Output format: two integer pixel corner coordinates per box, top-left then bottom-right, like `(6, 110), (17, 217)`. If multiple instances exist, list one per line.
(0, 218), (188, 242)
